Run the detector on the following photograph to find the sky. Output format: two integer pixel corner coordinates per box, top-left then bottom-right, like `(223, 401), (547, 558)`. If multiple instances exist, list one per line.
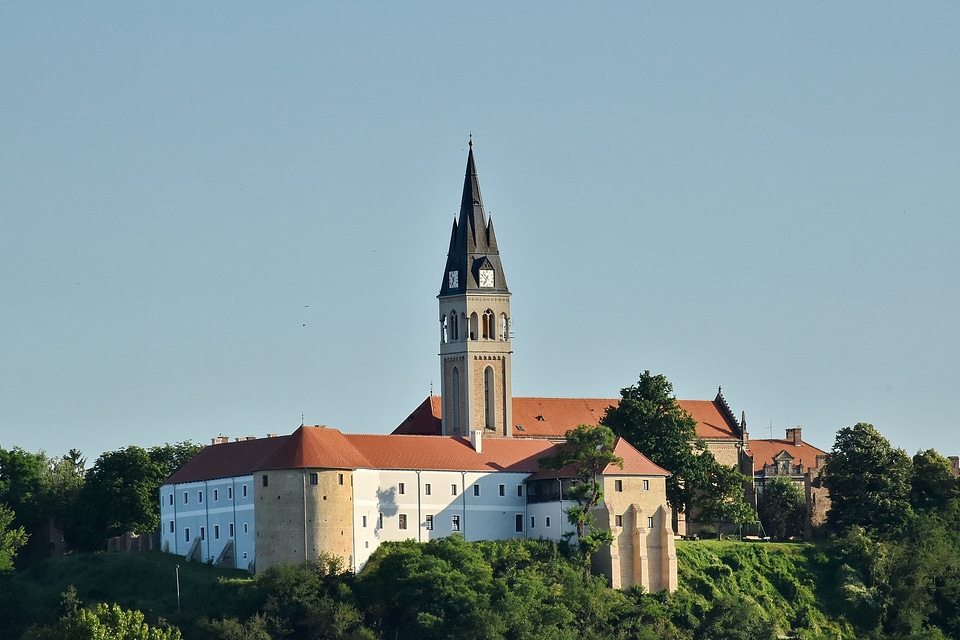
(2, 3), (958, 464)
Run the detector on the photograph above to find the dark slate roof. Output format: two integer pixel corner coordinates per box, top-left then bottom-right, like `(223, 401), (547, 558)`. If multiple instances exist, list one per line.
(438, 140), (510, 296)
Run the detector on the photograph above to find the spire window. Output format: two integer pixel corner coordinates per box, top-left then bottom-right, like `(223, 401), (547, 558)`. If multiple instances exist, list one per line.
(450, 367), (461, 434)
(440, 314), (448, 344)
(449, 311), (458, 341)
(484, 366), (496, 431)
(469, 312), (479, 340)
(482, 309), (495, 340)
(500, 313), (509, 341)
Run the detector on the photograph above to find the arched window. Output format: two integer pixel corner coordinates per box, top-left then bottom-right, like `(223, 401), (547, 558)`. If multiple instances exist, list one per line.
(450, 367), (461, 434)
(500, 314), (509, 341)
(440, 314), (448, 344)
(469, 312), (479, 340)
(482, 309), (495, 339)
(449, 311), (458, 341)
(484, 367), (496, 431)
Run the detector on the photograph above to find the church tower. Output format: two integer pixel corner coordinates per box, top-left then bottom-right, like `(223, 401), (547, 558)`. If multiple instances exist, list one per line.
(438, 140), (513, 437)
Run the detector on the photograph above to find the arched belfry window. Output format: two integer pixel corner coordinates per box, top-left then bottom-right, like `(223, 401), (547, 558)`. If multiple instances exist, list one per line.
(500, 314), (509, 341)
(449, 311), (458, 341)
(482, 309), (495, 340)
(440, 314), (448, 344)
(484, 367), (496, 431)
(469, 312), (479, 340)
(450, 367), (461, 434)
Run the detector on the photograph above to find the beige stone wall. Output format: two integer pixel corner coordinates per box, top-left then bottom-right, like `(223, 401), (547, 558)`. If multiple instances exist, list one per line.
(255, 469), (354, 572)
(706, 440), (743, 468)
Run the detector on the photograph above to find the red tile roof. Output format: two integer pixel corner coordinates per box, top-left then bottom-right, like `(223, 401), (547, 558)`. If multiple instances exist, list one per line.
(165, 436), (287, 484)
(345, 434), (555, 472)
(526, 437), (672, 481)
(258, 427), (373, 471)
(749, 438), (828, 473)
(392, 396), (743, 441)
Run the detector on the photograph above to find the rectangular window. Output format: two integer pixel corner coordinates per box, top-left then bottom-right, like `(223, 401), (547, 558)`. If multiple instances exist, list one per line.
(517, 485), (523, 497)
(362, 515), (368, 528)
(198, 491), (203, 503)
(169, 521), (174, 533)
(614, 480), (623, 492)
(183, 492), (188, 504)
(168, 494), (173, 506)
(452, 515), (460, 531)
(424, 483), (432, 496)
(530, 516), (535, 528)
(515, 514), (524, 532)
(184, 528), (190, 542)
(545, 516), (551, 528)
(643, 479), (650, 491)
(473, 484), (480, 497)
(338, 473), (344, 486)
(243, 523), (248, 534)
(615, 515), (623, 527)
(228, 486), (233, 500)
(200, 527), (205, 540)
(398, 482), (405, 495)
(242, 485), (247, 498)
(229, 523), (235, 537)
(647, 516), (654, 529)
(451, 484), (458, 496)
(378, 513), (383, 528)
(213, 489), (218, 501)
(499, 484), (505, 496)
(214, 525), (220, 539)
(425, 515), (434, 530)
(262, 475), (268, 488)
(399, 514), (408, 530)
(309, 472), (318, 485)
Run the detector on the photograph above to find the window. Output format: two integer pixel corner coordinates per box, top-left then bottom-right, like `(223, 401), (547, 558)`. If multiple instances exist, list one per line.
(452, 515), (460, 531)
(213, 489), (218, 501)
(484, 367), (495, 430)
(184, 528), (190, 542)
(229, 523), (235, 537)
(530, 516), (535, 528)
(243, 523), (248, 534)
(338, 473), (344, 485)
(451, 484), (458, 496)
(515, 514), (524, 532)
(451, 368), (461, 433)
(643, 479), (650, 491)
(378, 513), (383, 528)
(228, 486), (233, 500)
(183, 492), (188, 504)
(483, 309), (495, 339)
(615, 515), (623, 527)
(499, 484), (505, 496)
(399, 514), (408, 530)
(545, 516), (551, 528)
(425, 515), (434, 530)
(362, 515), (367, 528)
(517, 485), (523, 497)
(647, 517), (654, 529)
(214, 525), (220, 539)
(169, 521), (174, 533)
(198, 491), (203, 503)
(262, 475), (268, 488)
(200, 527), (205, 540)
(309, 473), (318, 485)
(242, 485), (247, 498)
(398, 482), (405, 495)
(473, 484), (480, 497)
(168, 494), (173, 506)
(424, 483), (432, 496)
(614, 480), (623, 492)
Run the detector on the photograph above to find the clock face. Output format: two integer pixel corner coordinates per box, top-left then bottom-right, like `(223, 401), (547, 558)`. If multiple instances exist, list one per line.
(448, 270), (459, 288)
(479, 269), (495, 288)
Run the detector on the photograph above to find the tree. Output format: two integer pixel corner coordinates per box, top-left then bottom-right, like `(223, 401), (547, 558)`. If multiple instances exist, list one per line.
(538, 424), (623, 575)
(34, 603), (182, 640)
(0, 504), (28, 572)
(909, 449), (960, 513)
(695, 461), (755, 538)
(600, 371), (712, 522)
(695, 596), (778, 640)
(821, 422), (912, 535)
(757, 476), (805, 540)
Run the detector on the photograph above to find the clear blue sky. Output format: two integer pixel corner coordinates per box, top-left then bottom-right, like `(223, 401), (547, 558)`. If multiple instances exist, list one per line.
(2, 3), (958, 462)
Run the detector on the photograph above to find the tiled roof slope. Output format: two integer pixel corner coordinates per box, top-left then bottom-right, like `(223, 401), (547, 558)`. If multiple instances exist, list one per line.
(527, 437), (672, 481)
(165, 435), (288, 484)
(345, 434), (555, 472)
(749, 438), (828, 474)
(257, 426), (373, 471)
(391, 396), (743, 441)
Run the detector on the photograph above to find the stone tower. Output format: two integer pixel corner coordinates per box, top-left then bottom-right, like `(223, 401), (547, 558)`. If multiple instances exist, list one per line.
(438, 140), (513, 437)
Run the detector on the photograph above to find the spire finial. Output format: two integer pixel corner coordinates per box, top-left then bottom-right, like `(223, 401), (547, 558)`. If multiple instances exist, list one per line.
(469, 132), (473, 148)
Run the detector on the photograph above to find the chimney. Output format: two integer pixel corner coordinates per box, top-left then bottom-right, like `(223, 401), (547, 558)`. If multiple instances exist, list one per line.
(785, 427), (802, 446)
(471, 429), (482, 453)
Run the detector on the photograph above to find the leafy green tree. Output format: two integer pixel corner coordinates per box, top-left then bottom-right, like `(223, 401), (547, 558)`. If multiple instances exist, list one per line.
(695, 596), (777, 640)
(601, 371), (712, 523)
(758, 476), (805, 540)
(34, 603), (182, 640)
(0, 447), (48, 550)
(0, 503), (28, 572)
(695, 461), (755, 537)
(821, 422), (913, 534)
(909, 449), (960, 513)
(539, 424), (623, 575)
(149, 442), (202, 479)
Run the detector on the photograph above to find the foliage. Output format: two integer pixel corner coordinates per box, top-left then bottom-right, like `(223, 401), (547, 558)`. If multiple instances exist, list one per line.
(758, 476), (805, 540)
(821, 422), (912, 535)
(909, 449), (960, 513)
(600, 371), (712, 520)
(538, 424), (623, 571)
(694, 595), (777, 640)
(0, 503), (28, 572)
(28, 602), (182, 640)
(694, 462), (754, 536)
